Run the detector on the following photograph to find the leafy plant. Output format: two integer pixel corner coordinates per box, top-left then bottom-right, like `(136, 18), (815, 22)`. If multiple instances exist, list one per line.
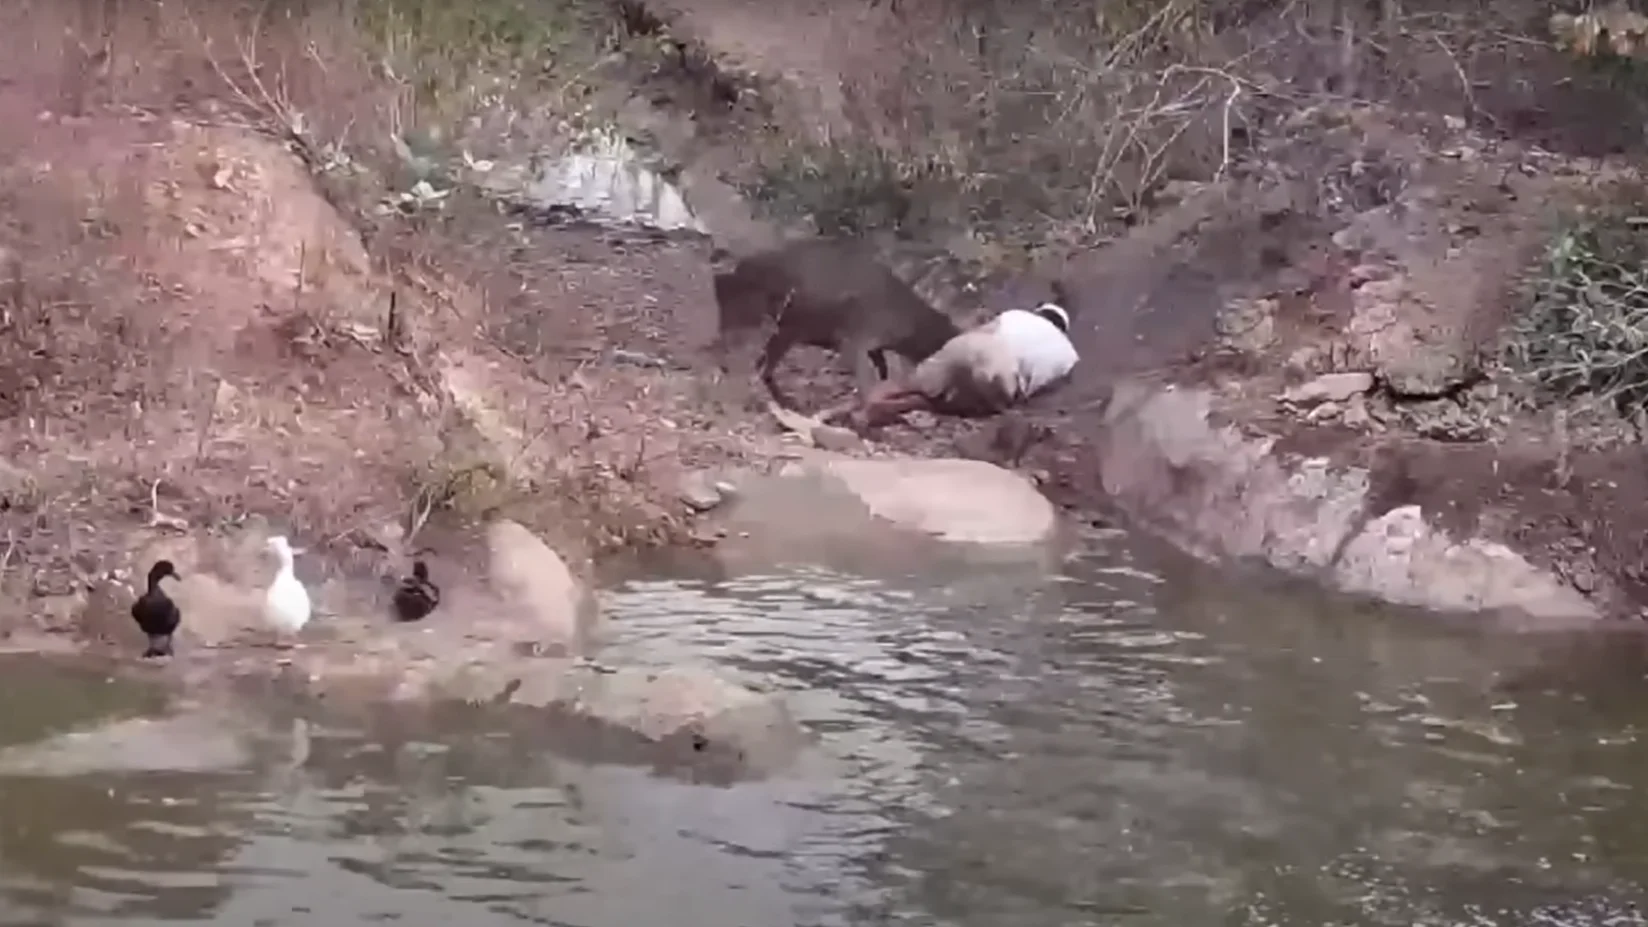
(1508, 212), (1648, 412)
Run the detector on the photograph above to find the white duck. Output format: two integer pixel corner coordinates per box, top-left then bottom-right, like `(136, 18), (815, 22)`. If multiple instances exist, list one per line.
(263, 535), (311, 644)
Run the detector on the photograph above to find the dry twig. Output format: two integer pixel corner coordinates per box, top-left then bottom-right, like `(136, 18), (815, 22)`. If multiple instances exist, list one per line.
(0, 531), (16, 578)
(192, 372), (223, 471)
(179, 4), (315, 155)
(146, 478), (189, 532)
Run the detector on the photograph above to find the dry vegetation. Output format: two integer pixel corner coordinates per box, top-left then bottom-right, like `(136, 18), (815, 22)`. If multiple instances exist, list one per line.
(1499, 8), (1648, 427)
(615, 0), (1648, 439)
(0, 0), (773, 632)
(741, 0), (1252, 251)
(622, 0), (1627, 260)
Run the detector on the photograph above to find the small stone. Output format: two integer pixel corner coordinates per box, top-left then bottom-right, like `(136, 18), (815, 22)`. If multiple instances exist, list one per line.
(1285, 345), (1325, 376)
(1215, 298), (1278, 354)
(1281, 371), (1374, 406)
(812, 424), (865, 452)
(1306, 401), (1343, 422)
(1346, 264), (1385, 287)
(677, 472), (726, 513)
(1157, 179), (1204, 202)
(688, 527), (726, 547)
(1342, 393), (1372, 428)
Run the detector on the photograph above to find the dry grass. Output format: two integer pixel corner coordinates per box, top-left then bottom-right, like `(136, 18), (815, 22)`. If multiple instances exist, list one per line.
(0, 112), (413, 574)
(1506, 194), (1648, 419)
(815, 0), (1250, 243)
(616, 0), (1636, 263)
(609, 0), (1280, 255)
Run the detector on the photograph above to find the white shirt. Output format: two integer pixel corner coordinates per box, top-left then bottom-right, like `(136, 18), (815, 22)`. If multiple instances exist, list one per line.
(991, 305), (1078, 401)
(906, 303), (1078, 413)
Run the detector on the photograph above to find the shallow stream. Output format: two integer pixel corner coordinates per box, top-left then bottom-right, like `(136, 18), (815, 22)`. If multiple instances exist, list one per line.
(1, 530), (1646, 925)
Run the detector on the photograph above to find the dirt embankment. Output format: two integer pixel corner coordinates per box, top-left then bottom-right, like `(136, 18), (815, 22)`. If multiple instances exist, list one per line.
(613, 0), (1648, 622)
(0, 0), (842, 773)
(0, 0), (815, 652)
(10, 0), (1648, 647)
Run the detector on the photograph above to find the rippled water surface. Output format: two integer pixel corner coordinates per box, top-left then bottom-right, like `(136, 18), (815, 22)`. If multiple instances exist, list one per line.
(3, 530), (1648, 925)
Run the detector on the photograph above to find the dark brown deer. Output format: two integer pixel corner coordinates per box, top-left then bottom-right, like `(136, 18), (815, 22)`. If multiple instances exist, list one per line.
(709, 239), (962, 410)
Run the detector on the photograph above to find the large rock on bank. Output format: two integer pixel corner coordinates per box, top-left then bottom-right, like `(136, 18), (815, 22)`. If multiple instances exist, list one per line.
(703, 453), (1063, 592)
(1093, 381), (1598, 624)
(817, 456), (1058, 546)
(486, 518), (597, 650)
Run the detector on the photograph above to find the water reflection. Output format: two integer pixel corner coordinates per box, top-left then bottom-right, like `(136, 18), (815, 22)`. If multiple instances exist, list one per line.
(0, 530), (1646, 925)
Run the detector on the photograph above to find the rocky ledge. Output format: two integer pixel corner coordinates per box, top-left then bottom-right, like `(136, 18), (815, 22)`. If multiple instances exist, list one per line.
(1093, 380), (1598, 626)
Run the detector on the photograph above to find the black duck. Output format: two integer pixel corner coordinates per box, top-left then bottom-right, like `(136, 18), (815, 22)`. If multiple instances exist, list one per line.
(131, 559), (182, 658)
(392, 559), (440, 622)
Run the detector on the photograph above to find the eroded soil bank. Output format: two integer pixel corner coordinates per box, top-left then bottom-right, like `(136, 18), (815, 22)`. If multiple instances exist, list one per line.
(616, 0), (1648, 625)
(1022, 108), (1648, 625)
(6, 0), (1648, 754)
(0, 0), (1098, 778)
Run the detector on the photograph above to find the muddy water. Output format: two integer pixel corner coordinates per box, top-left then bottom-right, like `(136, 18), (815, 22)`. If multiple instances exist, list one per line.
(3, 533), (1648, 925)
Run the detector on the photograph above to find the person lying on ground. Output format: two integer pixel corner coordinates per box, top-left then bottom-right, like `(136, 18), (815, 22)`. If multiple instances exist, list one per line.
(823, 301), (1078, 429)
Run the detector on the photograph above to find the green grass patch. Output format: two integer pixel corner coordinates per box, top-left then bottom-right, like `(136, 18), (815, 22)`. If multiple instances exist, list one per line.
(744, 138), (968, 237)
(351, 0), (618, 141)
(1508, 205), (1648, 414)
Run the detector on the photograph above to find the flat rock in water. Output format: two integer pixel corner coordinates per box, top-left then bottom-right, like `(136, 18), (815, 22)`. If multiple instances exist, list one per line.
(819, 456), (1058, 546)
(424, 659), (808, 776)
(1334, 506), (1595, 621)
(0, 714), (251, 776)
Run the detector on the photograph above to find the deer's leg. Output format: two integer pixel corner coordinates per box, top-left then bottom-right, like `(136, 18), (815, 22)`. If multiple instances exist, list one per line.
(758, 332), (799, 410)
(839, 336), (887, 399)
(705, 332), (733, 376)
(867, 347), (892, 381)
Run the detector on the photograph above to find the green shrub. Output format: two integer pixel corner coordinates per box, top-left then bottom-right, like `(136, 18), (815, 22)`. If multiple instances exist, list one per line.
(746, 139), (966, 236)
(1509, 212), (1648, 412)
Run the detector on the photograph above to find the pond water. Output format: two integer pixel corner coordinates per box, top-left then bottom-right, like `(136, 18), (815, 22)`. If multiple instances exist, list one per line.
(2, 530), (1647, 925)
